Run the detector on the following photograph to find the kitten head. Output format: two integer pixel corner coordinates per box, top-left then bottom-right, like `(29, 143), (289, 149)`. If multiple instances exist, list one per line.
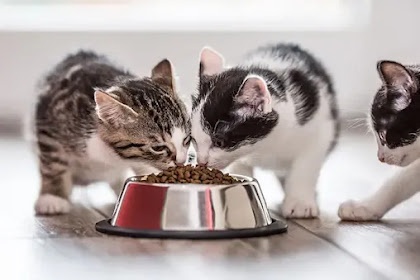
(95, 59), (191, 170)
(191, 47), (278, 169)
(371, 60), (420, 166)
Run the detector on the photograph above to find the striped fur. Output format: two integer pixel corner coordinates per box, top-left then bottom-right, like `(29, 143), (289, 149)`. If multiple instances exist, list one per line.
(31, 50), (190, 215)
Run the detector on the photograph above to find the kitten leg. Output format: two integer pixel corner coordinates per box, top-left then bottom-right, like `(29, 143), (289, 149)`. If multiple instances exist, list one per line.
(281, 141), (328, 218)
(339, 159), (420, 221)
(224, 162), (254, 177)
(35, 162), (72, 215)
(34, 140), (72, 215)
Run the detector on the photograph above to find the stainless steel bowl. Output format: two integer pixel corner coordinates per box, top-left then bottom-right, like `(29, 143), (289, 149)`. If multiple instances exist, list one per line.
(96, 175), (287, 239)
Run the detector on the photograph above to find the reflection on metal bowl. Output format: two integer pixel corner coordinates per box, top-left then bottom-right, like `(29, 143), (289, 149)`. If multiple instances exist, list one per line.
(96, 175), (287, 239)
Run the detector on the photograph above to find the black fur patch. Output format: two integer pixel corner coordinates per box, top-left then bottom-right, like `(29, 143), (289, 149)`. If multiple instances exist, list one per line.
(254, 43), (338, 126)
(196, 68), (280, 150)
(288, 69), (319, 125)
(112, 142), (146, 150)
(38, 141), (58, 153)
(253, 43), (334, 93)
(194, 43), (338, 151)
(371, 80), (420, 149)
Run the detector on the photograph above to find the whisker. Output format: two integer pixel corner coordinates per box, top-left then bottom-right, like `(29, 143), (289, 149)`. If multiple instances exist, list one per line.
(346, 117), (368, 130)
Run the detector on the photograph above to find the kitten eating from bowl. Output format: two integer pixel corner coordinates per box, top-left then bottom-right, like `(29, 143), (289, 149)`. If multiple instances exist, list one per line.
(30, 51), (191, 215)
(190, 43), (339, 218)
(339, 61), (420, 221)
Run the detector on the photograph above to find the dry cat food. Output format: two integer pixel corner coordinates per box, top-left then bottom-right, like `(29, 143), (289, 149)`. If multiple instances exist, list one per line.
(140, 165), (242, 184)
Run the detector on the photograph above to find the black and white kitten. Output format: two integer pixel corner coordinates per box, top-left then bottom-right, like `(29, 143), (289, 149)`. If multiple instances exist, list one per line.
(191, 44), (339, 218)
(339, 61), (420, 220)
(31, 51), (190, 215)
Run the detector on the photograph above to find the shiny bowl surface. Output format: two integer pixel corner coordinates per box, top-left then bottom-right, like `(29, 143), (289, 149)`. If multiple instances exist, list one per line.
(110, 174), (274, 231)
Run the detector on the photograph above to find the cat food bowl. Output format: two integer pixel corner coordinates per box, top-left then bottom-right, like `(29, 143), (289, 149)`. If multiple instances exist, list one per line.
(95, 174), (287, 239)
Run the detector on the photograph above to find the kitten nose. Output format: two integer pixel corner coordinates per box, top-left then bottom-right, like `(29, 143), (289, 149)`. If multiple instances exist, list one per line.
(197, 153), (209, 167)
(379, 156), (385, 163)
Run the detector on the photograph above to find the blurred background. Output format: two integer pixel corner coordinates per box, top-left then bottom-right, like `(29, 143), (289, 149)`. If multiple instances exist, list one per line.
(0, 0), (419, 133)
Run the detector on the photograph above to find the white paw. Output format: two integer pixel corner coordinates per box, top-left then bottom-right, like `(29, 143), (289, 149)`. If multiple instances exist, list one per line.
(34, 194), (71, 215)
(338, 200), (382, 221)
(281, 197), (319, 218)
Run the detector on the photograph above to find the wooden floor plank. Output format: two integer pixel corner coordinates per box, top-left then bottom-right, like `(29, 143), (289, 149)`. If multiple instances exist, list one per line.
(34, 204), (105, 238)
(1, 225), (384, 280)
(290, 133), (420, 280)
(93, 202), (115, 218)
(82, 204), (383, 279)
(3, 132), (420, 279)
(238, 221), (384, 279)
(0, 204), (104, 239)
(1, 138), (106, 238)
(294, 216), (420, 280)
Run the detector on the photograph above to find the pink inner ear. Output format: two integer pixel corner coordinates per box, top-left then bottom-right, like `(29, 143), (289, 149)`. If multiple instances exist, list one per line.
(200, 47), (224, 76)
(237, 75), (272, 114)
(380, 62), (415, 90)
(94, 91), (109, 105)
(94, 90), (139, 126)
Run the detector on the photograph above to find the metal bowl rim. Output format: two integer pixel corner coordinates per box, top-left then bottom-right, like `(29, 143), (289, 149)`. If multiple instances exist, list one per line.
(123, 174), (258, 190)
(111, 174), (269, 228)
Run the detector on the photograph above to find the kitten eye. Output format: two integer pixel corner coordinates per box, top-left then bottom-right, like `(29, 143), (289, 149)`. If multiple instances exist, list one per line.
(378, 131), (387, 144)
(214, 139), (224, 148)
(183, 136), (192, 147)
(151, 145), (168, 153)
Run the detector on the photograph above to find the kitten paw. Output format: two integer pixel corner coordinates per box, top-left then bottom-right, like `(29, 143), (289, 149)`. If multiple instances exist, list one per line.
(281, 197), (319, 218)
(34, 194), (71, 215)
(338, 200), (381, 221)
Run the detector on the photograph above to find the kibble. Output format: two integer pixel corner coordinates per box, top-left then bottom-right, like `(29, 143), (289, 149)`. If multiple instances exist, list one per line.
(138, 165), (242, 184)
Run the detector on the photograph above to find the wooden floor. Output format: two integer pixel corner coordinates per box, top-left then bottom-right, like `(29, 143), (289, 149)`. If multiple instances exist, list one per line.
(3, 131), (420, 280)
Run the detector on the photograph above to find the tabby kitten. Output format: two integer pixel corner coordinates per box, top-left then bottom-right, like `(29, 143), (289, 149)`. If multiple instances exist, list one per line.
(31, 51), (190, 215)
(191, 44), (339, 218)
(339, 61), (420, 220)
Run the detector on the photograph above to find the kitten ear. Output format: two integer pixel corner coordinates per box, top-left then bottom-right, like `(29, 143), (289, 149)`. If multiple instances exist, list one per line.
(377, 61), (418, 111)
(151, 59), (176, 93)
(199, 47), (225, 76)
(377, 60), (417, 92)
(235, 75), (272, 115)
(94, 91), (138, 127)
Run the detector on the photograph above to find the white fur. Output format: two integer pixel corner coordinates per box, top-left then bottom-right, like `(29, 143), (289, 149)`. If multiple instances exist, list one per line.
(192, 48), (336, 218)
(339, 157), (420, 221)
(193, 97), (334, 218)
(76, 134), (130, 184)
(105, 86), (123, 96)
(374, 131), (420, 167)
(191, 101), (212, 166)
(83, 133), (158, 178)
(35, 126), (184, 213)
(367, 87), (420, 167)
(56, 134), (151, 196)
(171, 126), (189, 165)
(35, 194), (71, 215)
(339, 123), (420, 221)
(242, 52), (303, 72)
(65, 64), (83, 79)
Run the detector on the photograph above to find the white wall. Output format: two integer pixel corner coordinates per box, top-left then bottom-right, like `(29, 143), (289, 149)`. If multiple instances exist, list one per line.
(1, 0), (419, 126)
